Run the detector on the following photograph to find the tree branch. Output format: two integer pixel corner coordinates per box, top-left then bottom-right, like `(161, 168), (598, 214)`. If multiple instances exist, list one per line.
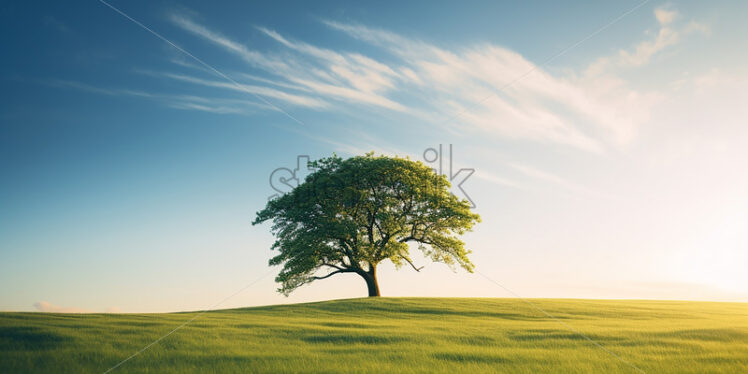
(321, 262), (345, 271)
(398, 236), (415, 243)
(399, 255), (424, 272)
(312, 268), (354, 280)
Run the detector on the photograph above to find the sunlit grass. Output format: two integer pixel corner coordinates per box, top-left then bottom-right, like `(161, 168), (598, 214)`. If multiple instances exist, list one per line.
(1, 298), (747, 373)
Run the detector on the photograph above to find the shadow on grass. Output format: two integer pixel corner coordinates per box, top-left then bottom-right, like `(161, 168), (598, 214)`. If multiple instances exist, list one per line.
(653, 328), (748, 342)
(432, 352), (511, 363)
(507, 329), (627, 344)
(300, 333), (408, 344)
(0, 326), (70, 350)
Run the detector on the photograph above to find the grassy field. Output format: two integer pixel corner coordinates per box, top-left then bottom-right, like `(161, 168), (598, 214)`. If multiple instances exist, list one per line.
(1, 298), (747, 373)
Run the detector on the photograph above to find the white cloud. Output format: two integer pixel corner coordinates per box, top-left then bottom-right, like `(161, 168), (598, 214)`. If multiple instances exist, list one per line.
(33, 301), (89, 313)
(321, 20), (433, 59)
(158, 72), (328, 108)
(285, 76), (407, 111)
(587, 7), (708, 72)
(654, 7), (678, 25)
(170, 16), (408, 111)
(32, 301), (122, 313)
(169, 14), (288, 72)
(618, 27), (678, 67)
(315, 9), (704, 150)
(167, 101), (244, 114)
(63, 8), (706, 152)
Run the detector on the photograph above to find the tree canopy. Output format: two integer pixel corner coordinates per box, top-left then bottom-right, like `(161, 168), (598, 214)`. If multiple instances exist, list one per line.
(252, 153), (481, 296)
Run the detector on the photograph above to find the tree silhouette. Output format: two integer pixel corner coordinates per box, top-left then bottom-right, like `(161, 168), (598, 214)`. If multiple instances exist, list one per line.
(253, 153), (480, 296)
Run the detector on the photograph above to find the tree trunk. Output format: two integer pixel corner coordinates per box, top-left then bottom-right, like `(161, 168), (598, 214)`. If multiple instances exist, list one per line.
(362, 266), (380, 297)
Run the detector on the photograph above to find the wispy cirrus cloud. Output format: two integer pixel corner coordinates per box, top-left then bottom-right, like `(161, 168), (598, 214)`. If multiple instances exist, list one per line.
(57, 6), (706, 155)
(49, 79), (272, 114)
(170, 15), (409, 112)
(162, 7), (703, 152)
(168, 13), (289, 72)
(586, 7), (708, 72)
(154, 72), (328, 108)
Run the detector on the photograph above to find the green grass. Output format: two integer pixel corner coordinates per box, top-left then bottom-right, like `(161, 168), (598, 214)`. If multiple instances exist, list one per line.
(1, 298), (747, 373)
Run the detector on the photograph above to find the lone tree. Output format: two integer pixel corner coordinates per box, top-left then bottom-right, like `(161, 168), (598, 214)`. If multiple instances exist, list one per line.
(253, 153), (480, 297)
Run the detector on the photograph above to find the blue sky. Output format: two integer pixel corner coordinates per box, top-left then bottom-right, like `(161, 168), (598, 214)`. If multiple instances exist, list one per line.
(1, 0), (747, 312)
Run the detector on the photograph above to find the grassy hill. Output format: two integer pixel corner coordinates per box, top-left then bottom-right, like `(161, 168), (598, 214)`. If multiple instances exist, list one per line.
(1, 298), (747, 373)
